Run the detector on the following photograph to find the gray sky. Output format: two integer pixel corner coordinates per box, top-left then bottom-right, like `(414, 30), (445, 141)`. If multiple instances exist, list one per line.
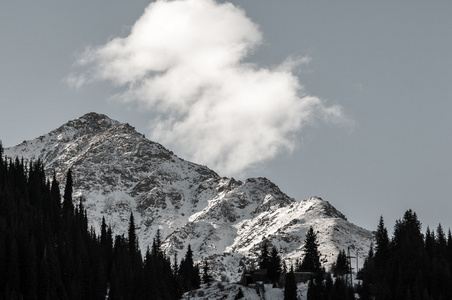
(1, 0), (451, 233)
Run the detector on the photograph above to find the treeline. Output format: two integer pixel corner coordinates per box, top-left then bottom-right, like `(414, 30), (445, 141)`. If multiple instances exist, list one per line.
(262, 211), (452, 300)
(358, 210), (452, 299)
(0, 144), (203, 299)
(290, 227), (354, 300)
(257, 227), (354, 300)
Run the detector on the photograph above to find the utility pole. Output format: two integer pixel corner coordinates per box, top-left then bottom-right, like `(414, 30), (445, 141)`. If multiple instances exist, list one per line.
(346, 246), (355, 288)
(356, 249), (359, 275)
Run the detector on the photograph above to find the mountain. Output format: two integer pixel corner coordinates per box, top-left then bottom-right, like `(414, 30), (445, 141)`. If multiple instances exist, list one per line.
(4, 112), (374, 282)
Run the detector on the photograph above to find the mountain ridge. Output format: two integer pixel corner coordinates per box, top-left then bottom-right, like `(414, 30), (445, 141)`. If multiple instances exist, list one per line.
(4, 112), (373, 281)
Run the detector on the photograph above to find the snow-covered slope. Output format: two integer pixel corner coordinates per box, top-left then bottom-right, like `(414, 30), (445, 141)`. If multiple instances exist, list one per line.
(4, 112), (373, 281)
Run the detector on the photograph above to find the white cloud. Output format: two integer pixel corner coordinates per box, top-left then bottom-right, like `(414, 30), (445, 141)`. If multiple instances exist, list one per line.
(68, 0), (349, 175)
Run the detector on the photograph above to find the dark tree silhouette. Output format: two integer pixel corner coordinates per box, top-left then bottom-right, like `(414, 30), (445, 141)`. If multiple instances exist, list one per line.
(178, 244), (200, 292)
(62, 169), (74, 215)
(359, 210), (452, 300)
(284, 266), (297, 300)
(297, 226), (322, 274)
(202, 260), (213, 284)
(332, 249), (349, 276)
(0, 154), (181, 300)
(259, 241), (270, 270)
(268, 246), (282, 283)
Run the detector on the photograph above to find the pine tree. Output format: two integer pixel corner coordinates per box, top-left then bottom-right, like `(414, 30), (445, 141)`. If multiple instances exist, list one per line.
(128, 212), (139, 255)
(359, 212), (452, 300)
(333, 249), (349, 276)
(284, 266), (297, 300)
(307, 271), (325, 300)
(100, 217), (108, 246)
(357, 243), (374, 297)
(298, 226), (322, 274)
(173, 253), (179, 275)
(62, 169), (74, 215)
(375, 216), (389, 267)
(151, 228), (163, 259)
(436, 223), (447, 258)
(324, 272), (333, 298)
(259, 241), (270, 270)
(50, 172), (61, 227)
(202, 260), (213, 284)
(425, 226), (435, 258)
(193, 263), (201, 288)
(268, 246), (282, 283)
(390, 210), (424, 299)
(447, 229), (452, 272)
(178, 244), (200, 292)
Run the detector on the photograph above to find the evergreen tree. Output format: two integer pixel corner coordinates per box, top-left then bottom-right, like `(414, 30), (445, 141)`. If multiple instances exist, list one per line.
(307, 271), (325, 300)
(447, 229), (452, 272)
(357, 211), (450, 300)
(436, 223), (447, 258)
(332, 249), (349, 276)
(267, 246), (282, 283)
(324, 272), (333, 299)
(154, 228), (162, 253)
(178, 244), (200, 292)
(193, 263), (201, 288)
(127, 212), (139, 255)
(357, 243), (374, 299)
(143, 230), (180, 300)
(100, 217), (108, 246)
(0, 157), (181, 299)
(202, 260), (213, 284)
(151, 228), (164, 259)
(172, 253), (179, 276)
(259, 241), (270, 270)
(298, 226), (322, 274)
(392, 210), (424, 292)
(425, 226), (436, 258)
(374, 216), (389, 268)
(50, 172), (61, 227)
(329, 276), (354, 300)
(62, 169), (74, 215)
(258, 241), (283, 283)
(284, 266), (297, 300)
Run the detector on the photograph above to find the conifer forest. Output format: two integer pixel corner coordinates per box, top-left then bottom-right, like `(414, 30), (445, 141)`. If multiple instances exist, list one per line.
(0, 144), (199, 299)
(1, 142), (452, 300)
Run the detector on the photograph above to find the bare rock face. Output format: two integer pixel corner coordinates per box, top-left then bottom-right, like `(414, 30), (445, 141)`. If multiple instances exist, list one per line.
(4, 112), (373, 282)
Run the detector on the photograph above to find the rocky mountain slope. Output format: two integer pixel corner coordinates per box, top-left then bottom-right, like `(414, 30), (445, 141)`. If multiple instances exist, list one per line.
(4, 112), (373, 281)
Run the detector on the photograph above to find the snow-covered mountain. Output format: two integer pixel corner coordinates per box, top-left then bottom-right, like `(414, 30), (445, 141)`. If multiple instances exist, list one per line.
(4, 112), (373, 281)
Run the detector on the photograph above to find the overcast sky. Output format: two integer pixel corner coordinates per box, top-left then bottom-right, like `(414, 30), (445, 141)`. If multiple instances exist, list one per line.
(1, 0), (451, 233)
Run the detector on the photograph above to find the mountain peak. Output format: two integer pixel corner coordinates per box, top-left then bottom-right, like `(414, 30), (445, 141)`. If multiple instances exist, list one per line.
(56, 112), (120, 138)
(78, 111), (117, 125)
(302, 196), (347, 220)
(4, 113), (373, 282)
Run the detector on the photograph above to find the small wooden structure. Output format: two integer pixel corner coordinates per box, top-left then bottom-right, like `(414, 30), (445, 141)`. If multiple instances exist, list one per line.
(293, 272), (314, 283)
(241, 269), (268, 286)
(241, 268), (314, 287)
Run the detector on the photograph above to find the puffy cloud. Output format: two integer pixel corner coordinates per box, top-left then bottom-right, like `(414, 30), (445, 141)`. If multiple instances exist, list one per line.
(68, 0), (349, 175)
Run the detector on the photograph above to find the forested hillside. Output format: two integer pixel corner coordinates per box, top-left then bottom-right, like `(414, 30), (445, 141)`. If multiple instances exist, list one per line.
(5, 135), (452, 300)
(0, 143), (200, 299)
(5, 112), (376, 282)
(358, 211), (452, 299)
